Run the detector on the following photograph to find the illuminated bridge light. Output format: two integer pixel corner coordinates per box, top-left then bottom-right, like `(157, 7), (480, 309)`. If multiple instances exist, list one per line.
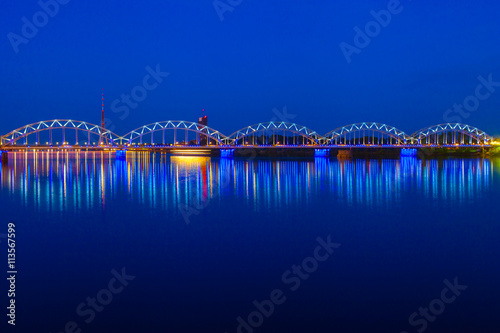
(171, 149), (211, 156)
(401, 148), (417, 157)
(221, 149), (235, 158)
(116, 150), (127, 160)
(315, 149), (330, 157)
(0, 120), (493, 149)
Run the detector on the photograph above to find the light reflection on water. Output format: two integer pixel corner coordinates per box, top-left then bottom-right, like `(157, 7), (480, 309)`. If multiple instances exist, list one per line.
(0, 151), (494, 213)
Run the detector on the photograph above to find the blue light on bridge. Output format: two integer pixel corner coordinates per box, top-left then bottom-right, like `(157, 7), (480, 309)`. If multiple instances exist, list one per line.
(116, 150), (127, 160)
(221, 149), (235, 158)
(401, 148), (417, 157)
(315, 149), (330, 157)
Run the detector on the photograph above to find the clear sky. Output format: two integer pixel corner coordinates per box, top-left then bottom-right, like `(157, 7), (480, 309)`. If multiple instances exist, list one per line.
(1, 0), (499, 137)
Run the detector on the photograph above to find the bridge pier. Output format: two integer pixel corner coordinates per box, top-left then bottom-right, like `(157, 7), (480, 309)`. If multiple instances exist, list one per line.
(401, 148), (417, 157)
(221, 149), (234, 158)
(315, 149), (330, 157)
(337, 150), (353, 159)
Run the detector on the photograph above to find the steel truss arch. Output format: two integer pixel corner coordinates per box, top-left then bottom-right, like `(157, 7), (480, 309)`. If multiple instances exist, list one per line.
(227, 122), (322, 145)
(323, 122), (411, 145)
(1, 119), (120, 146)
(411, 123), (491, 144)
(121, 121), (227, 145)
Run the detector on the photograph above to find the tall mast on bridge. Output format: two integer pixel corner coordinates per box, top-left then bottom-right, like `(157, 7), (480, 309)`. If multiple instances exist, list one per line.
(99, 88), (107, 146)
(101, 88), (105, 130)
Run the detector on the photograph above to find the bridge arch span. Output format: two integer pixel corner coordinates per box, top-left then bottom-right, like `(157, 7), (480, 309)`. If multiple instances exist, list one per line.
(411, 123), (491, 145)
(1, 120), (120, 146)
(226, 122), (322, 145)
(323, 122), (411, 145)
(121, 121), (227, 145)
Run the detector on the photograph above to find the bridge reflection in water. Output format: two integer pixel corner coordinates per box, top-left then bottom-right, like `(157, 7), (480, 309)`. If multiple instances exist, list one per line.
(0, 151), (493, 214)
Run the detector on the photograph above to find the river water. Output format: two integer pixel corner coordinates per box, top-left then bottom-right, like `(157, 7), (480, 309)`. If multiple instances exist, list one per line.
(1, 151), (499, 332)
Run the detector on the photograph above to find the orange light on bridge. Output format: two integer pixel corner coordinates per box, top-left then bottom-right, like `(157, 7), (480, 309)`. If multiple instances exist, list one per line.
(171, 149), (211, 156)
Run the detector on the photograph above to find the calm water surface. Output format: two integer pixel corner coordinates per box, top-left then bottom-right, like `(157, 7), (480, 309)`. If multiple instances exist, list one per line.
(1, 151), (499, 332)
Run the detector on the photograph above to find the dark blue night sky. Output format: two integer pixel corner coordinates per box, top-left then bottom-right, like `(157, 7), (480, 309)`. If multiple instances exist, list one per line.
(1, 0), (499, 137)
